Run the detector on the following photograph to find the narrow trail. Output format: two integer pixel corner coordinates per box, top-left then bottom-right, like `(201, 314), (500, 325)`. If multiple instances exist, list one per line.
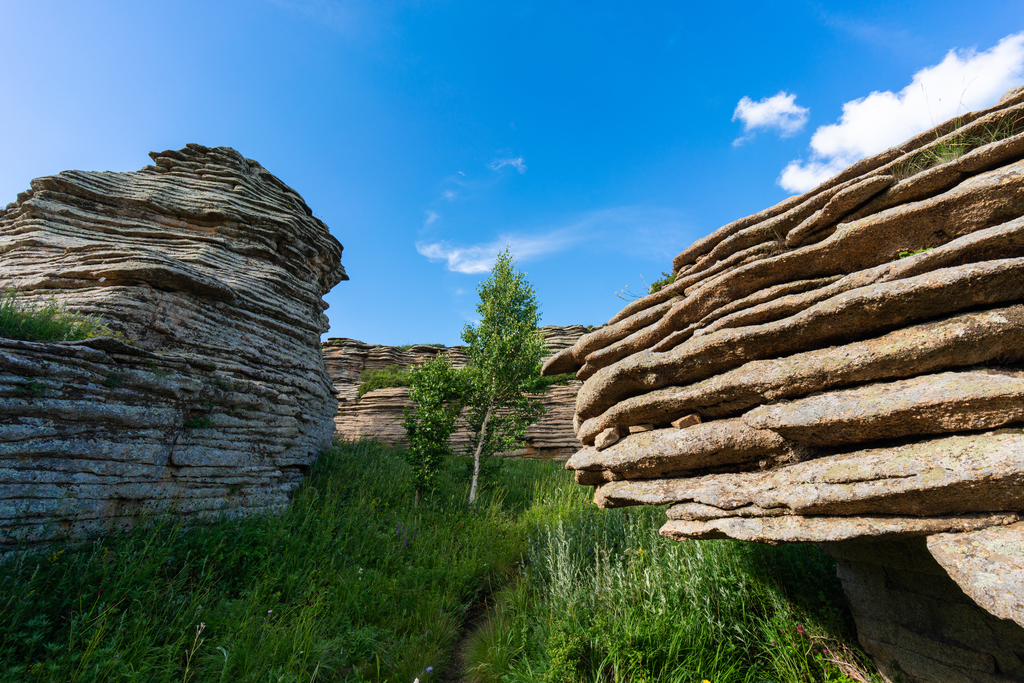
(438, 595), (490, 683)
(439, 565), (519, 683)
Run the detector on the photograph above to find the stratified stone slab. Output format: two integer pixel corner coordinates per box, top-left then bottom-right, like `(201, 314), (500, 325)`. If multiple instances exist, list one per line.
(928, 523), (1024, 629)
(743, 370), (1024, 447)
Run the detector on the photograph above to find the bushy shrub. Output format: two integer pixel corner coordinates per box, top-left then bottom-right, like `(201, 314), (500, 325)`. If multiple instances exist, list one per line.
(648, 271), (675, 294)
(404, 355), (467, 497)
(523, 372), (577, 393)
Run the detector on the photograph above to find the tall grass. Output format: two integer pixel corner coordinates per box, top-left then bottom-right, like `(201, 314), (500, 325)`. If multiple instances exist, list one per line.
(0, 442), (874, 682)
(463, 473), (878, 683)
(0, 289), (112, 342)
(0, 442), (559, 682)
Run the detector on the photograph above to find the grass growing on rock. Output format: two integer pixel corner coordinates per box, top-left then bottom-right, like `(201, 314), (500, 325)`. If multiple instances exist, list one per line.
(0, 441), (876, 682)
(892, 113), (1024, 181)
(0, 289), (113, 342)
(356, 365), (412, 397)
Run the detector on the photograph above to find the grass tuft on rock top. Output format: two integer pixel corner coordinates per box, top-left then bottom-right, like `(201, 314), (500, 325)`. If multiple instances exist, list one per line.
(892, 113), (1023, 181)
(0, 289), (114, 342)
(0, 441), (875, 682)
(356, 365), (412, 397)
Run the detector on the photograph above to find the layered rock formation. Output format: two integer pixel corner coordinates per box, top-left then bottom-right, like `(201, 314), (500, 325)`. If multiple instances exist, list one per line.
(323, 339), (470, 403)
(327, 325), (593, 457)
(0, 144), (346, 544)
(547, 87), (1024, 681)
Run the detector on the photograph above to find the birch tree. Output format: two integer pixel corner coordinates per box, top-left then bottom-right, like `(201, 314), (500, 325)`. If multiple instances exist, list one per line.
(462, 248), (547, 505)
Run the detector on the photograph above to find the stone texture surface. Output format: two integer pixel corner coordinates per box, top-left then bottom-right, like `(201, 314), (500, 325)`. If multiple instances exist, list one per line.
(0, 144), (346, 544)
(927, 523), (1024, 629)
(743, 369), (1024, 447)
(328, 325), (594, 458)
(545, 89), (1024, 680)
(820, 537), (1024, 683)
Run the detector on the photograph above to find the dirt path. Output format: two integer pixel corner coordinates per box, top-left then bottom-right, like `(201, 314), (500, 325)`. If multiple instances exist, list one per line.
(438, 593), (492, 683)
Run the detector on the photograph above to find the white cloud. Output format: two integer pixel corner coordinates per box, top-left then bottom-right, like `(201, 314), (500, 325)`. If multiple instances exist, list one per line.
(441, 190), (457, 201)
(424, 210), (439, 225)
(489, 157), (527, 173)
(780, 32), (1024, 193)
(417, 231), (574, 274)
(732, 91), (809, 144)
(416, 207), (694, 274)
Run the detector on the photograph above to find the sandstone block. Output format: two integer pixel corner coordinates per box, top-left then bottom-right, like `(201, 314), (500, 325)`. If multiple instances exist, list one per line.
(671, 414), (701, 429)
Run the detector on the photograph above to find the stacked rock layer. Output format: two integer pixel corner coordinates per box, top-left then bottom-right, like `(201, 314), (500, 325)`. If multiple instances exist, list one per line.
(0, 144), (346, 544)
(545, 88), (1024, 680)
(327, 325), (593, 457)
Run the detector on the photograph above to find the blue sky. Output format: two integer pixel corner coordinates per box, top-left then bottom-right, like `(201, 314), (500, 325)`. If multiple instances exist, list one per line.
(2, 1), (1023, 345)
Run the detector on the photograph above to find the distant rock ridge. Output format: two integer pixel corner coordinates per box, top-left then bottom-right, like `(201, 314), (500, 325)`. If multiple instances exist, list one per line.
(0, 144), (345, 544)
(546, 87), (1024, 681)
(324, 324), (596, 457)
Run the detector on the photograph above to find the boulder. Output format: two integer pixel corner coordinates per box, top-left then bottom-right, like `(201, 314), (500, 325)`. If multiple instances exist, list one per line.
(546, 88), (1024, 680)
(0, 144), (345, 544)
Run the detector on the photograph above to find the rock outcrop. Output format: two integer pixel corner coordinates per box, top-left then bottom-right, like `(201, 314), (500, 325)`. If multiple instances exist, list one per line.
(546, 88), (1024, 681)
(327, 325), (594, 457)
(0, 144), (346, 544)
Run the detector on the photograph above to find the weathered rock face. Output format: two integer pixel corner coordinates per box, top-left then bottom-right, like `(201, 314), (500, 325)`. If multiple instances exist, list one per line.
(547, 88), (1024, 681)
(328, 325), (594, 457)
(822, 536), (1024, 683)
(0, 144), (346, 544)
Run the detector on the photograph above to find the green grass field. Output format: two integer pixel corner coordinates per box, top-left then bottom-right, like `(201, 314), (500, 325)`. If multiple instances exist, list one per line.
(0, 441), (877, 682)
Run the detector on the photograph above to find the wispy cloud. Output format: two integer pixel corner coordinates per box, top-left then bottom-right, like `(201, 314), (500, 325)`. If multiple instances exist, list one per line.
(416, 207), (693, 274)
(417, 231), (575, 274)
(779, 32), (1024, 194)
(441, 189), (457, 201)
(732, 91), (809, 145)
(488, 156), (527, 173)
(424, 210), (439, 225)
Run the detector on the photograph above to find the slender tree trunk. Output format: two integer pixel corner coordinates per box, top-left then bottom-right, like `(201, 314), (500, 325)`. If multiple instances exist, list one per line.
(468, 403), (493, 505)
